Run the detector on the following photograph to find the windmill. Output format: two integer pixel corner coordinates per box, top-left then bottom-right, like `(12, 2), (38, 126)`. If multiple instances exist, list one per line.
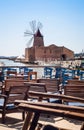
(24, 20), (43, 48)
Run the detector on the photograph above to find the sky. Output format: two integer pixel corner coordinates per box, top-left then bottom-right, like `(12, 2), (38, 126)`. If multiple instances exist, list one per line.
(0, 0), (84, 56)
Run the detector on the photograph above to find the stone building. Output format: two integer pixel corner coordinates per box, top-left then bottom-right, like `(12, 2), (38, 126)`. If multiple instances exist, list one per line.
(25, 29), (74, 63)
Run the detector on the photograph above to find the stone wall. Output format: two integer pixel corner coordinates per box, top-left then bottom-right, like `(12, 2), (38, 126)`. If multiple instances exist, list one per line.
(25, 45), (74, 62)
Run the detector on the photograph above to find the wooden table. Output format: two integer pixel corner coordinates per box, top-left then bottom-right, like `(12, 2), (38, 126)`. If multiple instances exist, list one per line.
(15, 100), (84, 130)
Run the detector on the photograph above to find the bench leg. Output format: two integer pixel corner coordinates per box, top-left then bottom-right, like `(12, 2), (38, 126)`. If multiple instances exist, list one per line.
(29, 112), (40, 130)
(22, 112), (33, 130)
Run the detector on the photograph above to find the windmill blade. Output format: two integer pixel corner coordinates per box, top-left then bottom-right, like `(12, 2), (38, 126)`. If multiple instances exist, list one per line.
(24, 30), (33, 36)
(26, 37), (34, 48)
(37, 21), (43, 30)
(30, 20), (36, 34)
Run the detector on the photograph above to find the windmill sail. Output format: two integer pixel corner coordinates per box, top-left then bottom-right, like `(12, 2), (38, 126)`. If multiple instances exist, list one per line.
(24, 20), (43, 48)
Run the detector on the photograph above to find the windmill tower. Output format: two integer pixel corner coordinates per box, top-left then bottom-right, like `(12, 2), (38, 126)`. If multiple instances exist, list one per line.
(24, 20), (44, 48)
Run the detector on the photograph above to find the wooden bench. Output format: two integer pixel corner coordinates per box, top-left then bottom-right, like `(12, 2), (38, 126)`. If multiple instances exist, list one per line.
(6, 70), (17, 79)
(24, 82), (47, 101)
(37, 78), (61, 94)
(0, 85), (29, 123)
(2, 78), (28, 93)
(64, 84), (84, 99)
(28, 91), (84, 104)
(24, 82), (47, 92)
(67, 79), (84, 85)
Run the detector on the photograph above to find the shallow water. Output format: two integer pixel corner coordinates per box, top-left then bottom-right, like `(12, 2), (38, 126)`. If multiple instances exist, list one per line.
(0, 59), (25, 66)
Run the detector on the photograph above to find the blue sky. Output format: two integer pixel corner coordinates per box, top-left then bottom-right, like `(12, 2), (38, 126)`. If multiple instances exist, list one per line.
(0, 0), (84, 56)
